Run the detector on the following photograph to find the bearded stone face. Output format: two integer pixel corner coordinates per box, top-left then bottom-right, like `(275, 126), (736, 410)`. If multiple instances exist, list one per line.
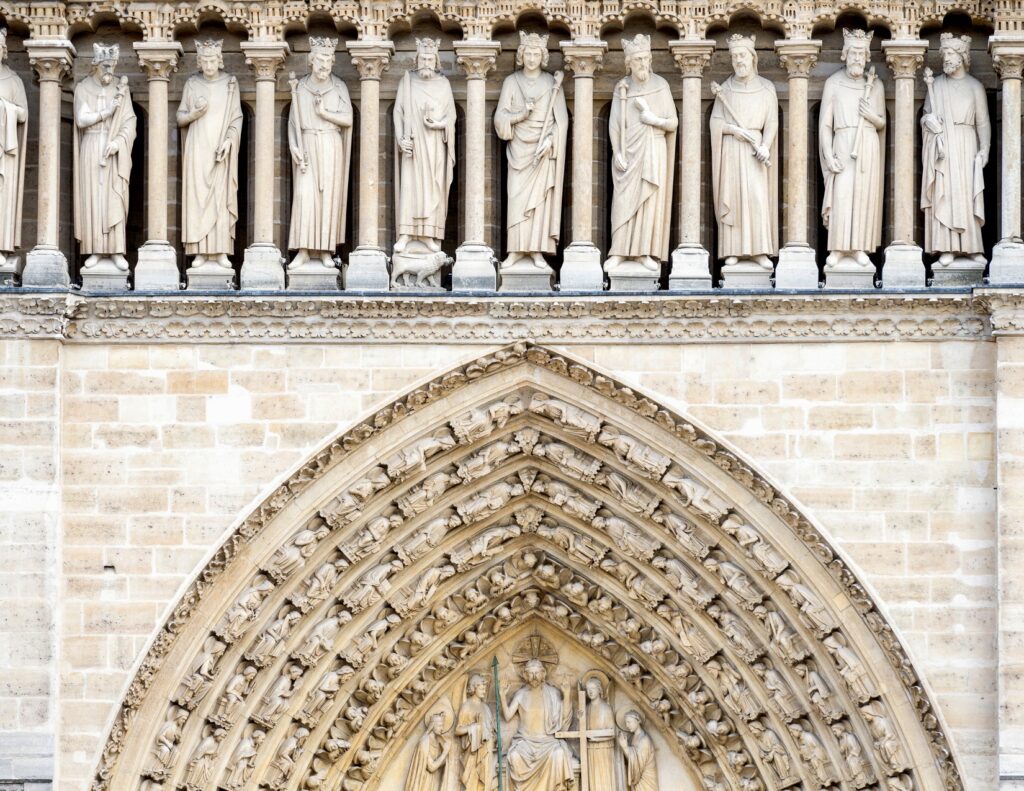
(628, 52), (652, 82)
(845, 45), (868, 78)
(311, 52), (334, 81)
(731, 48), (754, 79)
(416, 51), (438, 77)
(942, 48), (964, 75)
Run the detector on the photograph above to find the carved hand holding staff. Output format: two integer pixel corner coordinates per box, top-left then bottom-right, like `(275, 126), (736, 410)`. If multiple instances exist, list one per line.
(710, 81), (770, 167)
(849, 66), (876, 162)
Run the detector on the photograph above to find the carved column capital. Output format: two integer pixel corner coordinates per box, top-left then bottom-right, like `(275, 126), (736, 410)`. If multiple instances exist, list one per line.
(454, 40), (500, 79)
(133, 41), (183, 82)
(25, 39), (75, 83)
(347, 40), (394, 81)
(560, 39), (606, 77)
(775, 39), (821, 78)
(882, 39), (927, 78)
(241, 41), (290, 82)
(991, 37), (1024, 80)
(668, 39), (715, 78)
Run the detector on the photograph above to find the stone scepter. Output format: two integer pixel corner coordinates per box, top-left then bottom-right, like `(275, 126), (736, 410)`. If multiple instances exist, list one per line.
(849, 66), (876, 162)
(492, 656), (505, 791)
(710, 80), (771, 167)
(288, 71), (307, 173)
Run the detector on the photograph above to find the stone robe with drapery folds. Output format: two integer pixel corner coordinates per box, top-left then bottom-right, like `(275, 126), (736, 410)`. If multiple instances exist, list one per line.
(179, 74), (242, 256)
(289, 75), (352, 253)
(622, 729), (658, 791)
(921, 73), (989, 254)
(506, 683), (575, 791)
(457, 697), (495, 791)
(394, 70), (455, 241)
(710, 75), (778, 258)
(819, 70), (885, 253)
(494, 71), (568, 255)
(73, 76), (137, 255)
(609, 74), (677, 260)
(587, 698), (625, 791)
(406, 727), (448, 791)
(0, 66), (26, 254)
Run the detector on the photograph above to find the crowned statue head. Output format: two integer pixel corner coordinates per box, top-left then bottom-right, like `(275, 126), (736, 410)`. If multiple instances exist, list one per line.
(308, 36), (337, 78)
(516, 30), (550, 71)
(91, 42), (119, 83)
(841, 28), (873, 76)
(940, 32), (971, 74)
(727, 34), (758, 79)
(623, 34), (652, 81)
(195, 38), (224, 77)
(415, 37), (441, 76)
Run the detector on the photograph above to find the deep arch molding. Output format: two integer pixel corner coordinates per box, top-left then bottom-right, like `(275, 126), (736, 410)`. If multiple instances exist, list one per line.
(95, 343), (964, 791)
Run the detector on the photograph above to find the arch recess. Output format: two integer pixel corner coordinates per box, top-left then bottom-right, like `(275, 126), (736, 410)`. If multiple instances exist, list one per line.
(94, 343), (964, 791)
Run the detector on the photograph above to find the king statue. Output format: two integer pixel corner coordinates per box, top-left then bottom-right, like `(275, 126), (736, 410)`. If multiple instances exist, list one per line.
(710, 34), (779, 276)
(177, 39), (243, 275)
(0, 28), (27, 275)
(921, 33), (991, 273)
(288, 37), (353, 274)
(606, 34), (677, 277)
(819, 29), (886, 274)
(494, 31), (568, 280)
(73, 43), (137, 275)
(392, 37), (456, 288)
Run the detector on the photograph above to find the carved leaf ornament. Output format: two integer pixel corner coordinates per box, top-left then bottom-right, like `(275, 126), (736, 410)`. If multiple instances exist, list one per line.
(94, 343), (963, 791)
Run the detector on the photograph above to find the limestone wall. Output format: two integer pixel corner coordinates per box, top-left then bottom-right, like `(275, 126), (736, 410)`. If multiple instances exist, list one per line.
(0, 333), (991, 789)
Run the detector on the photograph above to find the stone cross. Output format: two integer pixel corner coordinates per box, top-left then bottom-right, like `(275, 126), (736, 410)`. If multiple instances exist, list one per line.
(555, 686), (615, 791)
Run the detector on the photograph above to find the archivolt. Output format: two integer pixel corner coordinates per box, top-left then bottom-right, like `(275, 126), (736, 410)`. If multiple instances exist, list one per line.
(95, 343), (963, 791)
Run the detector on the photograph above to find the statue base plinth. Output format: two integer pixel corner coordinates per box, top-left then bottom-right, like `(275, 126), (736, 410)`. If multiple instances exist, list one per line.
(391, 243), (447, 290)
(775, 245), (820, 290)
(80, 259), (129, 292)
(499, 256), (555, 292)
(931, 257), (986, 287)
(452, 243), (497, 291)
(882, 243), (926, 288)
(287, 256), (340, 291)
(345, 247), (390, 291)
(824, 256), (876, 289)
(988, 240), (1024, 285)
(721, 259), (773, 289)
(0, 253), (21, 286)
(186, 261), (236, 291)
(560, 243), (605, 291)
(606, 259), (660, 291)
(241, 244), (285, 290)
(134, 242), (180, 291)
(668, 245), (711, 291)
(23, 247), (69, 288)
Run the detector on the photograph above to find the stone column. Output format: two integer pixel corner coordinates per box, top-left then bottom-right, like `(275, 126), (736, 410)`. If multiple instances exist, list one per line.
(240, 42), (289, 290)
(667, 39), (715, 290)
(775, 39), (821, 289)
(881, 39), (927, 288)
(346, 40), (393, 291)
(990, 39), (1024, 283)
(453, 40), (500, 291)
(22, 40), (75, 288)
(133, 42), (183, 291)
(560, 39), (606, 291)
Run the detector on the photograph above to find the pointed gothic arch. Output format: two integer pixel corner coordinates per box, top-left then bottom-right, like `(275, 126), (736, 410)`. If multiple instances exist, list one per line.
(93, 343), (964, 791)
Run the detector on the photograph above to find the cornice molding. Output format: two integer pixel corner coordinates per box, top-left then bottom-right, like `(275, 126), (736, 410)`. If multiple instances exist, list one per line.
(0, 292), (1005, 344)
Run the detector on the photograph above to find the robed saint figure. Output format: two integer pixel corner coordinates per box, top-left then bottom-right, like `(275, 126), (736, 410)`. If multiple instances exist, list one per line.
(0, 28), (27, 268)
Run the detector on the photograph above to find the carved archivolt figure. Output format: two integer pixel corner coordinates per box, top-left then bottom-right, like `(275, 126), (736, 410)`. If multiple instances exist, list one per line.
(288, 37), (352, 270)
(456, 480), (526, 523)
(710, 34), (778, 272)
(73, 43), (136, 273)
(212, 665), (257, 724)
(597, 426), (670, 479)
(922, 34), (991, 268)
(820, 29), (886, 271)
(451, 396), (523, 444)
(861, 700), (909, 772)
(150, 705), (188, 769)
(594, 514), (660, 561)
(456, 674), (496, 791)
(247, 608), (300, 666)
(264, 726), (311, 790)
(618, 709), (658, 791)
(394, 38), (456, 260)
(0, 29), (26, 270)
(222, 727), (265, 789)
(832, 722), (874, 787)
(748, 719), (791, 785)
(528, 394), (603, 441)
(494, 31), (568, 273)
(386, 429), (457, 479)
(606, 34), (678, 275)
(177, 39), (242, 271)
(265, 524), (329, 581)
(183, 727), (226, 789)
